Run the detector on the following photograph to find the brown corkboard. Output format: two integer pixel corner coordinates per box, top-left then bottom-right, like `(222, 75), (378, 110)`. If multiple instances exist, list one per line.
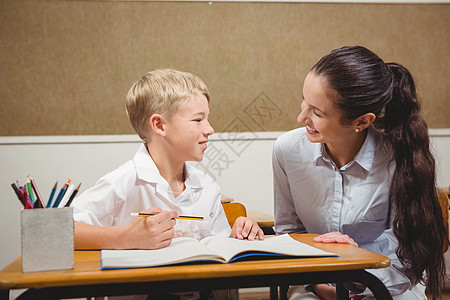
(0, 1), (448, 136)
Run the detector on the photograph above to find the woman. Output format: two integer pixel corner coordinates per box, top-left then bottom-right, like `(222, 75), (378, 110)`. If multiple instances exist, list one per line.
(273, 46), (446, 299)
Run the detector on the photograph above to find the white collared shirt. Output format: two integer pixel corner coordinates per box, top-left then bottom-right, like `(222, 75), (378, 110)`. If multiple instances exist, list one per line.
(273, 126), (422, 298)
(72, 143), (231, 239)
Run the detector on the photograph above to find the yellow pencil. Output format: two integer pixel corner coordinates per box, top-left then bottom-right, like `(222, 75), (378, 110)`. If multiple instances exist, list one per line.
(130, 212), (204, 221)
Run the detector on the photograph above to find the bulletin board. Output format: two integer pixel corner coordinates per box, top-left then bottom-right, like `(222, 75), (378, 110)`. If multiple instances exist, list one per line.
(0, 1), (448, 136)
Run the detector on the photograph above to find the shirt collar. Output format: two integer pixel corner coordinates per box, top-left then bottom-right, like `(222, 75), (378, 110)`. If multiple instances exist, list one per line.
(312, 142), (323, 165)
(312, 126), (377, 172)
(352, 125), (377, 172)
(134, 143), (203, 189)
(134, 143), (164, 184)
(184, 163), (203, 189)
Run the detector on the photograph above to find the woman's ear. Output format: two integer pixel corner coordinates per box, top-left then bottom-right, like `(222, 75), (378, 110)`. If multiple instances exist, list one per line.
(149, 114), (166, 137)
(353, 113), (376, 132)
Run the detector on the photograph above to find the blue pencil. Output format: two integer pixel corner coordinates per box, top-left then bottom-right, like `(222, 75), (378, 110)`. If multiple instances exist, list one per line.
(52, 179), (70, 208)
(46, 181), (58, 208)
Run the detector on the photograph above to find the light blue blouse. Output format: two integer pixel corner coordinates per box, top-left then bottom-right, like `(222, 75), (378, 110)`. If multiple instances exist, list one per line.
(273, 126), (422, 298)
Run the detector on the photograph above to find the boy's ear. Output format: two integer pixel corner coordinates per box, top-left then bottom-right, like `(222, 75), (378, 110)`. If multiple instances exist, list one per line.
(149, 114), (166, 137)
(353, 113), (376, 132)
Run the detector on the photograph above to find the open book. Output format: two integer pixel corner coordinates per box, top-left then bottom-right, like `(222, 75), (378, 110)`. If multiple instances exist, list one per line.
(101, 234), (337, 270)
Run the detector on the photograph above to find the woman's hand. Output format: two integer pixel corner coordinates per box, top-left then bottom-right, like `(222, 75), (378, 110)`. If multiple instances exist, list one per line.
(230, 217), (264, 241)
(313, 231), (358, 247)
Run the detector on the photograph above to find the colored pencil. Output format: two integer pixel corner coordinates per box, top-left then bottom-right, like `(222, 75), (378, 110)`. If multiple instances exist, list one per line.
(11, 183), (32, 208)
(29, 176), (45, 208)
(58, 183), (74, 207)
(19, 185), (34, 209)
(26, 176), (34, 204)
(52, 179), (71, 208)
(46, 181), (58, 208)
(64, 183), (81, 207)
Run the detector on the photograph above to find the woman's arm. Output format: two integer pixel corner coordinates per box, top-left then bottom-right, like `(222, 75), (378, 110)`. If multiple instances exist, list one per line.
(272, 141), (305, 234)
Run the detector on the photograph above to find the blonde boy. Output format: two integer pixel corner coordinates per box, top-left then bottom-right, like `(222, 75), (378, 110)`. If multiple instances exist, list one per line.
(73, 69), (263, 250)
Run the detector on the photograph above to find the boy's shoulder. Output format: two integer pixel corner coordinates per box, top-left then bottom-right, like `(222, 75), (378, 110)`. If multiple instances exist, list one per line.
(96, 160), (136, 185)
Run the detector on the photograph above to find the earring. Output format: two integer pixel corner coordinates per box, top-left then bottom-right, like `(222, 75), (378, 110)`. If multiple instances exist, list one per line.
(355, 129), (360, 133)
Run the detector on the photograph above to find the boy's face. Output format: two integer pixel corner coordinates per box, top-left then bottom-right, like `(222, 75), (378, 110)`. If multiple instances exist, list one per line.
(163, 93), (214, 163)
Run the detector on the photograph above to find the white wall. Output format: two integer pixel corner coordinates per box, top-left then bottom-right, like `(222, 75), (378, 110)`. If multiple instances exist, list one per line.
(1, 130), (449, 270)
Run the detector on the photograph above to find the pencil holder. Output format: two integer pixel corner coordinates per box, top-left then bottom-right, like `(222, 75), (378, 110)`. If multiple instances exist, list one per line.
(21, 207), (74, 273)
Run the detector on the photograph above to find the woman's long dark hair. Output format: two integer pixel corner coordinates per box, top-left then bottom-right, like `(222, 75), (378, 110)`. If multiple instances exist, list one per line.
(311, 45), (447, 299)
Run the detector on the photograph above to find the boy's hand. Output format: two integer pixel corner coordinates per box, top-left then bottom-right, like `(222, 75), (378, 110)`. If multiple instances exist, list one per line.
(230, 216), (264, 241)
(126, 207), (179, 249)
(313, 231), (358, 247)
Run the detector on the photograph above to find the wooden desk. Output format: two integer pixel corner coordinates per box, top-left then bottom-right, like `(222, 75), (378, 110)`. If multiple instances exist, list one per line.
(247, 210), (275, 228)
(0, 234), (392, 300)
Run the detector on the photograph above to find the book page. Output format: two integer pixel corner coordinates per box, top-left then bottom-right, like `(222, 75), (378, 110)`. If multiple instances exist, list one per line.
(200, 234), (337, 262)
(101, 237), (225, 269)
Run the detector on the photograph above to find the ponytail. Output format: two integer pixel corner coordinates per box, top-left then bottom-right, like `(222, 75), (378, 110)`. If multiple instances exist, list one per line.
(312, 46), (447, 299)
(381, 62), (447, 299)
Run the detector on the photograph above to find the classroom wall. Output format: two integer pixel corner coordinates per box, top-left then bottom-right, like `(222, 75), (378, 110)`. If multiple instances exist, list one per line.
(1, 130), (449, 270)
(0, 0), (449, 137)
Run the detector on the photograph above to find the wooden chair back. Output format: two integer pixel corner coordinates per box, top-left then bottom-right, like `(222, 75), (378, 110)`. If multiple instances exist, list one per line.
(438, 188), (449, 252)
(222, 202), (247, 228)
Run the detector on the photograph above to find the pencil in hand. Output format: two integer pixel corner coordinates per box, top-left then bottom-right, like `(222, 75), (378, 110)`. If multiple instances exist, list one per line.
(130, 212), (204, 221)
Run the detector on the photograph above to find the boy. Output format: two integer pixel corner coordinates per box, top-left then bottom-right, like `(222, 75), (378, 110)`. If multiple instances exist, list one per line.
(73, 69), (263, 251)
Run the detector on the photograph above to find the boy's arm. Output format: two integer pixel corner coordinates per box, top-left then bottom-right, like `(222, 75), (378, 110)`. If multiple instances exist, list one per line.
(74, 208), (179, 250)
(230, 216), (264, 241)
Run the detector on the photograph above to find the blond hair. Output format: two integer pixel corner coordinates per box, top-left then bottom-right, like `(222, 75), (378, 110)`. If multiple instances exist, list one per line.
(126, 69), (210, 142)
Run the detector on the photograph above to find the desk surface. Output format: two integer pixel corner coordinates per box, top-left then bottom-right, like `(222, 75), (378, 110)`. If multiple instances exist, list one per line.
(0, 234), (389, 293)
(247, 210), (275, 228)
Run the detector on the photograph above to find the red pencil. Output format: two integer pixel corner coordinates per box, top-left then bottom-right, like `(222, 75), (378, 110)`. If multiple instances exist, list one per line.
(29, 176), (45, 208)
(17, 184), (33, 209)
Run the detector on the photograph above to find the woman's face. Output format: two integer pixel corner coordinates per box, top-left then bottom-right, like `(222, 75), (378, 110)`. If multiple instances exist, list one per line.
(297, 72), (355, 147)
